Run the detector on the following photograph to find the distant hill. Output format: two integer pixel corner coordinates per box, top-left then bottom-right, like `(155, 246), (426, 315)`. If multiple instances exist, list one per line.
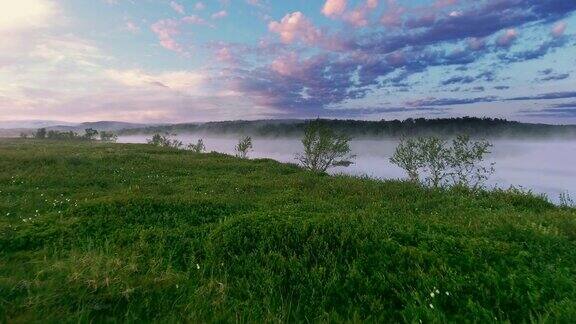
(48, 121), (148, 132)
(0, 120), (77, 129)
(119, 117), (576, 139)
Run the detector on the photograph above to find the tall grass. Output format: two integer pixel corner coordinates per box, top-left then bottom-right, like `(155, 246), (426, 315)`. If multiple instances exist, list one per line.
(0, 139), (575, 322)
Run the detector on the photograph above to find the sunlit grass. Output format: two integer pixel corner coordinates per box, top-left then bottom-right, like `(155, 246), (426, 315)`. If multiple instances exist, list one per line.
(1, 139), (575, 322)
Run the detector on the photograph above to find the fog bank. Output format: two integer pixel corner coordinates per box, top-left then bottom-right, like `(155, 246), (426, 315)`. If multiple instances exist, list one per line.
(119, 135), (576, 203)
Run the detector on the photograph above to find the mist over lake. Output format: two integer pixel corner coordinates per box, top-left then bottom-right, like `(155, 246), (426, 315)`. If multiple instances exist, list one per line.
(119, 134), (576, 203)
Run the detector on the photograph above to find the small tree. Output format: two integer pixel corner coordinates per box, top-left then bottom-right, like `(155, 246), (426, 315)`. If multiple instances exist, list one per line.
(419, 137), (450, 188)
(295, 120), (355, 173)
(100, 131), (118, 142)
(235, 136), (253, 158)
(390, 138), (423, 183)
(83, 128), (99, 141)
(447, 135), (494, 190)
(147, 133), (165, 146)
(391, 135), (495, 191)
(187, 139), (206, 153)
(559, 192), (575, 208)
(35, 128), (47, 139)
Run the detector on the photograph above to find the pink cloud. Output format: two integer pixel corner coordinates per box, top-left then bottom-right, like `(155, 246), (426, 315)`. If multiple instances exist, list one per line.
(212, 10), (228, 19)
(434, 0), (458, 8)
(468, 37), (486, 51)
(269, 12), (322, 45)
(194, 2), (205, 10)
(151, 19), (184, 53)
(496, 28), (518, 47)
(322, 0), (347, 18)
(125, 20), (140, 33)
(551, 21), (567, 38)
(170, 1), (185, 15)
(380, 0), (456, 28)
(182, 15), (211, 26)
(386, 51), (406, 66)
(343, 0), (380, 27)
(381, 0), (405, 27)
(345, 8), (370, 27)
(366, 0), (379, 9)
(215, 46), (236, 64)
(271, 52), (301, 76)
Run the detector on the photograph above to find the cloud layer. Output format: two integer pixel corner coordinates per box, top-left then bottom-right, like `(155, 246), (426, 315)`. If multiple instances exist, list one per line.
(1, 0), (575, 122)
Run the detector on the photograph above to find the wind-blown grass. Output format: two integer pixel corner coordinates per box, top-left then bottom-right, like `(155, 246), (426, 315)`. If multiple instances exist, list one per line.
(1, 139), (575, 322)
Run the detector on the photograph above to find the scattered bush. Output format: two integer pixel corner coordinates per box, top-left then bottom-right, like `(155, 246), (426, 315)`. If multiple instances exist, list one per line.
(83, 128), (99, 141)
(147, 133), (183, 149)
(99, 131), (118, 142)
(295, 120), (355, 173)
(1, 140), (574, 323)
(560, 192), (575, 208)
(391, 135), (494, 190)
(235, 136), (253, 158)
(34, 128), (47, 139)
(187, 139), (206, 153)
(47, 130), (82, 140)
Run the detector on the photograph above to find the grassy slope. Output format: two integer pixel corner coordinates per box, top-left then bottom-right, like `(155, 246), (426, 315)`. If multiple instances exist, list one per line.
(1, 140), (575, 323)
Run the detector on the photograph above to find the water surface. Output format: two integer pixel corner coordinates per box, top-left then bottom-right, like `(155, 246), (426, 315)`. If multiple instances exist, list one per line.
(119, 135), (576, 203)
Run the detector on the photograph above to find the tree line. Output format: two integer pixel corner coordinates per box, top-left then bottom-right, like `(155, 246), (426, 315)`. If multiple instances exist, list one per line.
(26, 128), (118, 142)
(121, 117), (576, 139)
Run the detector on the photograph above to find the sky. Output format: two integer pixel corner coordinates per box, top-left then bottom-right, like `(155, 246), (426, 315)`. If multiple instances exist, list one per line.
(0, 0), (575, 124)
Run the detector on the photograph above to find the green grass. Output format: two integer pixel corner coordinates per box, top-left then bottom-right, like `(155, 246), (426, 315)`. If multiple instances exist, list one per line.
(1, 139), (575, 323)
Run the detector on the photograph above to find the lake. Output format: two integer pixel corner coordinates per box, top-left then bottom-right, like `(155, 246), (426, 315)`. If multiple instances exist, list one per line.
(119, 135), (576, 203)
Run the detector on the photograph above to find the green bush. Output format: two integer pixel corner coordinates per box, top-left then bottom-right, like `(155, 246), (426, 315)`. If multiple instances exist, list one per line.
(99, 131), (118, 142)
(295, 119), (355, 173)
(187, 139), (206, 153)
(147, 133), (183, 149)
(235, 136), (253, 158)
(391, 135), (494, 190)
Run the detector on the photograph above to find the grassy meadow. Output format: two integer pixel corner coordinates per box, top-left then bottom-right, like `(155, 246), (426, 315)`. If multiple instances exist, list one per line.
(1, 139), (575, 322)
